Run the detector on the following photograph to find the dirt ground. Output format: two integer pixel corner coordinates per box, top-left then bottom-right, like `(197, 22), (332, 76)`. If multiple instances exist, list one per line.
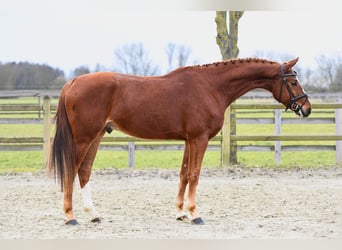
(1, 167), (342, 239)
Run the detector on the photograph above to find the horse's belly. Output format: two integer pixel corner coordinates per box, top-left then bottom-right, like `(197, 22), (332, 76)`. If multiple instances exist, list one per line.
(115, 123), (185, 140)
(110, 114), (185, 140)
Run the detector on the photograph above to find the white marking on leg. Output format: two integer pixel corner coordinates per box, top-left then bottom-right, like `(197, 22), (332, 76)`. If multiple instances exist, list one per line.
(176, 211), (188, 219)
(82, 183), (99, 220)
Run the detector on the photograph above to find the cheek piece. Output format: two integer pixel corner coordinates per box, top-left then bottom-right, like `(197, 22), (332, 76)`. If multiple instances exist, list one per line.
(278, 64), (308, 114)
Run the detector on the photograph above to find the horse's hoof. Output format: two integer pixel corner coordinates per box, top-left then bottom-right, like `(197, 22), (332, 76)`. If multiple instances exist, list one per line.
(65, 219), (79, 225)
(176, 215), (189, 222)
(191, 217), (205, 225)
(91, 217), (101, 223)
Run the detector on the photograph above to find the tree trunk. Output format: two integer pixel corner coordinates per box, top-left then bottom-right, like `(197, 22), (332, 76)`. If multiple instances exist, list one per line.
(215, 11), (244, 59)
(215, 11), (244, 165)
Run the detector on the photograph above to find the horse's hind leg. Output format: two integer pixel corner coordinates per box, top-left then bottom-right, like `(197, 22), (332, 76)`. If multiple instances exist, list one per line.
(78, 134), (104, 223)
(63, 140), (91, 225)
(63, 180), (78, 225)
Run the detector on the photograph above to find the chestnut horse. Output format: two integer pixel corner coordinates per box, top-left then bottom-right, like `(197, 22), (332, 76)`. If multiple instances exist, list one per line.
(49, 58), (311, 225)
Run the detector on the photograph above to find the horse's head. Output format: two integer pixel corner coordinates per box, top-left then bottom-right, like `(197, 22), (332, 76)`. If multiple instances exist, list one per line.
(272, 58), (311, 117)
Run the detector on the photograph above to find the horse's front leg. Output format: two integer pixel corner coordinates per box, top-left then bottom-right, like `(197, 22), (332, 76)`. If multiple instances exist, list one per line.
(186, 137), (208, 225)
(176, 141), (190, 222)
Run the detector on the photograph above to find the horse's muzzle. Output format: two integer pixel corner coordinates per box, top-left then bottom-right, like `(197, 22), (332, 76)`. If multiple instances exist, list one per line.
(290, 96), (311, 118)
(300, 107), (311, 118)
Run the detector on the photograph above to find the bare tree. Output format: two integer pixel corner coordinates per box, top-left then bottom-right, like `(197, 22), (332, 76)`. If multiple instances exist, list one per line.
(315, 54), (336, 87)
(253, 50), (308, 84)
(332, 64), (342, 91)
(73, 66), (90, 77)
(315, 54), (342, 90)
(94, 63), (106, 72)
(215, 11), (244, 165)
(165, 43), (191, 71)
(215, 11), (244, 60)
(253, 50), (295, 63)
(165, 43), (176, 70)
(114, 42), (160, 76)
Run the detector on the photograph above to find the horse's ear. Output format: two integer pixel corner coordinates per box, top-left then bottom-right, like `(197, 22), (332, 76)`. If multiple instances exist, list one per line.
(283, 57), (299, 71)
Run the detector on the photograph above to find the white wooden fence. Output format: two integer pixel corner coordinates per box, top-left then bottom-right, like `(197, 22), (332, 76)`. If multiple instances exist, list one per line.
(0, 94), (341, 168)
(224, 102), (342, 165)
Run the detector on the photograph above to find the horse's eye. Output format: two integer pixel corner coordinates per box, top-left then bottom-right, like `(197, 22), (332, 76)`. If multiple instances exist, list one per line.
(291, 81), (297, 86)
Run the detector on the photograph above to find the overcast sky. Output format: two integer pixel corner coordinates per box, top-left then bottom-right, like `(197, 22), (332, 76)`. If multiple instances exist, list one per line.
(1, 0), (341, 75)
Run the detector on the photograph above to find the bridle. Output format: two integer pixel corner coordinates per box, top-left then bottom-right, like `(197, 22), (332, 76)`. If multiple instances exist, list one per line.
(278, 64), (308, 112)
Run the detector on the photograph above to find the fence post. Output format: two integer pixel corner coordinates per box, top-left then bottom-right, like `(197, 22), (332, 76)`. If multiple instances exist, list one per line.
(43, 96), (51, 167)
(38, 96), (41, 119)
(230, 105), (237, 164)
(336, 99), (342, 164)
(128, 141), (135, 168)
(221, 106), (231, 166)
(274, 108), (282, 163)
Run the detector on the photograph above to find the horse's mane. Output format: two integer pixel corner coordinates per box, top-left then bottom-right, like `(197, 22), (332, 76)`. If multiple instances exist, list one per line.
(196, 58), (277, 68)
(166, 58), (278, 76)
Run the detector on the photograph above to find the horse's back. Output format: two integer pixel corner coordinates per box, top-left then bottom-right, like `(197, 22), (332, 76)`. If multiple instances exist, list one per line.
(59, 71), (223, 140)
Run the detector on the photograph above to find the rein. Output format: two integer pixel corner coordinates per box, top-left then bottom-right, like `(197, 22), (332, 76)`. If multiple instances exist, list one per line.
(279, 64), (308, 112)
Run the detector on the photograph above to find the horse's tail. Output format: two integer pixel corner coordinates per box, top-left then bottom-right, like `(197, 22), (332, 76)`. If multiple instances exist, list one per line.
(49, 89), (76, 192)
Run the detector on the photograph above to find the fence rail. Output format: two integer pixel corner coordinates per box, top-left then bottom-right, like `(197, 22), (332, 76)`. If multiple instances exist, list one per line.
(0, 95), (341, 167)
(224, 102), (342, 164)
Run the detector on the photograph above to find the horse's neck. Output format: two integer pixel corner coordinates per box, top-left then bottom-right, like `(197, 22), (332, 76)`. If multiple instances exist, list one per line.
(202, 62), (277, 108)
(221, 77), (273, 107)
